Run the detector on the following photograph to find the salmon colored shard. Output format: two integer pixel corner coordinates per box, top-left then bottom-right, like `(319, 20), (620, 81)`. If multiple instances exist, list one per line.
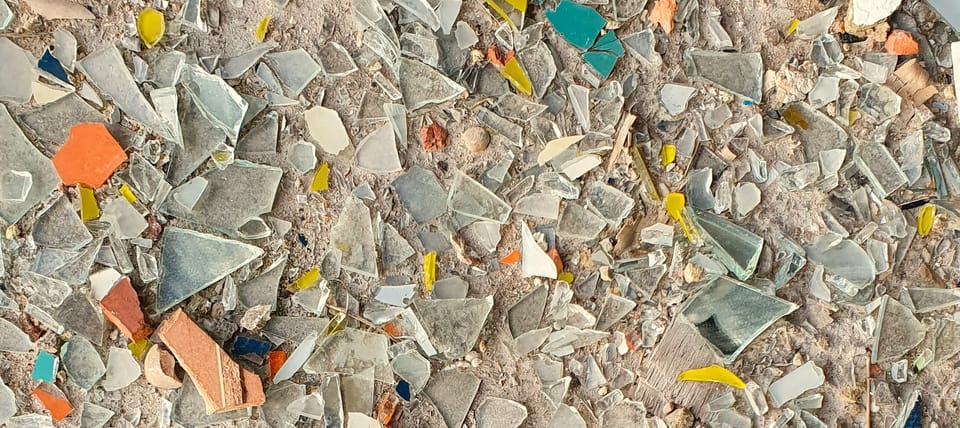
(501, 57), (533, 96)
(144, 344), (183, 389)
(32, 383), (74, 421)
(421, 121), (448, 151)
(267, 350), (287, 378)
(885, 30), (920, 55)
(918, 204), (936, 237)
(78, 185), (99, 221)
(423, 252), (437, 293)
(486, 43), (505, 68)
(52, 123), (128, 188)
(649, 0), (678, 34)
(376, 391), (402, 425)
(499, 249), (521, 264)
(678, 364), (746, 389)
(128, 338), (150, 359)
(254, 15), (271, 42)
(119, 183), (138, 203)
(310, 162), (329, 192)
(157, 309), (266, 414)
(546, 248), (563, 273)
(136, 8), (165, 49)
(99, 276), (153, 341)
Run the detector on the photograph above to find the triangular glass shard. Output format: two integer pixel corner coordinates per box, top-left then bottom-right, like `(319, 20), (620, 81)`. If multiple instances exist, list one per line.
(424, 368), (481, 428)
(330, 197), (379, 277)
(494, 93), (547, 122)
(238, 257), (285, 310)
(32, 195), (93, 251)
(262, 382), (305, 427)
(503, 276), (550, 340)
(182, 64), (248, 141)
(557, 203), (606, 240)
(521, 223), (557, 279)
(548, 404), (587, 428)
(595, 294), (636, 331)
(783, 102), (847, 161)
(515, 193), (560, 220)
(414, 296), (493, 360)
(172, 376), (252, 427)
(220, 41), (280, 79)
(687, 208), (763, 280)
(568, 84), (591, 131)
(167, 96), (227, 184)
(17, 94), (103, 154)
(61, 335), (106, 390)
(77, 45), (171, 139)
(54, 292), (104, 345)
(519, 42), (556, 99)
(264, 49), (322, 96)
(319, 42), (358, 77)
(382, 224), (416, 269)
(162, 161), (282, 237)
(80, 403), (114, 428)
(149, 88), (184, 148)
(303, 327), (391, 382)
(684, 48), (763, 103)
(0, 105), (59, 224)
(237, 111), (279, 155)
(0, 39), (37, 104)
(872, 295), (926, 363)
(355, 123), (401, 174)
(399, 57), (466, 111)
(391, 166), (447, 224)
(477, 397), (527, 428)
(262, 316), (329, 346)
(156, 227), (263, 311)
(448, 169), (512, 224)
(902, 288), (960, 313)
(0, 317), (34, 352)
(681, 276), (798, 363)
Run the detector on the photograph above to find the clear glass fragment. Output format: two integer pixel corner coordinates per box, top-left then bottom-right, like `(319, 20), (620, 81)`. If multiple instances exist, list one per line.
(476, 397), (527, 428)
(356, 123), (401, 174)
(264, 49), (321, 96)
(330, 197), (378, 277)
(684, 48), (763, 102)
(768, 361), (824, 408)
(557, 203), (606, 240)
(424, 368), (481, 428)
(871, 295), (926, 363)
(182, 64), (248, 141)
(399, 57), (465, 111)
(413, 296), (493, 360)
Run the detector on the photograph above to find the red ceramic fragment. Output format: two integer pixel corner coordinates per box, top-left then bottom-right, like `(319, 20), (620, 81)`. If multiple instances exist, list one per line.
(99, 276), (153, 341)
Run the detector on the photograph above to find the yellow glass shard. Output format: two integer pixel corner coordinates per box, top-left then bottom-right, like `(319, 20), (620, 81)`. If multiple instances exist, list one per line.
(629, 146), (660, 201)
(485, 0), (518, 29)
(78, 185), (99, 221)
(255, 15), (271, 42)
(558, 271), (574, 284)
(781, 105), (809, 130)
(321, 312), (347, 338)
(665, 192), (696, 242)
(918, 204), (936, 237)
(660, 144), (676, 167)
(310, 163), (329, 192)
(501, 57), (533, 96)
(785, 18), (800, 37)
(424, 252), (437, 293)
(136, 8), (165, 49)
(294, 267), (321, 290)
(848, 110), (861, 127)
(119, 184), (138, 204)
(504, 0), (527, 13)
(678, 365), (746, 389)
(128, 339), (150, 360)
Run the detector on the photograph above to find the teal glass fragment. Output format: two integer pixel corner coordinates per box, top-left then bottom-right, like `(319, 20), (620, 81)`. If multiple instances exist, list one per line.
(545, 0), (605, 51)
(31, 350), (58, 382)
(583, 51), (618, 78)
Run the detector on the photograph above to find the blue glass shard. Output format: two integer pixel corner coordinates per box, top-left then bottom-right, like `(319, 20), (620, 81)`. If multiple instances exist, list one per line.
(905, 394), (922, 428)
(231, 335), (271, 358)
(396, 379), (412, 400)
(545, 0), (605, 51)
(38, 49), (70, 85)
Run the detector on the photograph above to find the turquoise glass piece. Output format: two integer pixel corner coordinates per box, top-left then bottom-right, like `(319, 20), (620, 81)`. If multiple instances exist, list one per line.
(583, 51), (618, 78)
(545, 0), (605, 51)
(31, 350), (58, 382)
(593, 31), (624, 56)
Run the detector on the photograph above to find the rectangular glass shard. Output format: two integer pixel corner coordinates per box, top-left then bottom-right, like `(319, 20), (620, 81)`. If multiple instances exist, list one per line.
(680, 276), (798, 363)
(329, 197), (379, 278)
(856, 141), (907, 198)
(303, 328), (391, 382)
(767, 361), (824, 408)
(686, 208), (763, 280)
(476, 107), (523, 147)
(684, 48), (763, 102)
(77, 45), (172, 140)
(182, 64), (248, 141)
(447, 169), (512, 224)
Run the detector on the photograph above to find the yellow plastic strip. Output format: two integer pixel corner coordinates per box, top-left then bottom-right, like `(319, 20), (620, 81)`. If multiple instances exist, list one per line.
(678, 365), (746, 389)
(424, 252), (437, 293)
(119, 184), (138, 204)
(629, 146), (660, 201)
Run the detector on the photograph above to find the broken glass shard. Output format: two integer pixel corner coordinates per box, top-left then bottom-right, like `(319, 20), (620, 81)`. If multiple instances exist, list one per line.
(681, 276), (798, 363)
(319, 42), (358, 77)
(508, 284), (548, 338)
(17, 93), (103, 153)
(414, 296), (492, 360)
(858, 83), (901, 124)
(157, 227), (263, 311)
(558, 203), (606, 240)
(805, 239), (875, 295)
(220, 41), (279, 80)
(595, 294), (636, 331)
(171, 177), (207, 211)
(455, 21), (478, 49)
(545, 0), (605, 51)
(477, 398), (527, 428)
(182, 64), (248, 141)
(399, 58), (465, 111)
(808, 76), (839, 108)
(330, 197), (378, 277)
(687, 208), (763, 280)
(560, 154), (602, 180)
(77, 45), (171, 139)
(902, 288), (960, 313)
(286, 141), (317, 175)
(685, 49), (763, 102)
(777, 162), (820, 191)
(0, 317), (33, 352)
(54, 292), (104, 345)
(356, 123), (401, 174)
(0, 105), (60, 223)
(734, 182), (761, 218)
(448, 169), (512, 224)
(167, 96), (227, 184)
(238, 258), (284, 309)
(0, 39), (36, 104)
(548, 404), (586, 428)
(856, 142), (907, 198)
(872, 295), (926, 363)
(80, 403), (114, 428)
(102, 347), (141, 391)
(768, 361), (824, 408)
(101, 198), (147, 239)
(32, 195), (92, 250)
(424, 368), (480, 428)
(660, 84), (696, 116)
(521, 223), (557, 279)
(585, 182), (634, 226)
(264, 49), (321, 96)
(382, 224), (416, 269)
(305, 106), (351, 155)
(539, 172), (580, 199)
(685, 168), (715, 211)
(515, 193), (560, 219)
(286, 391), (325, 420)
(303, 327), (391, 382)
(61, 335), (106, 390)
(567, 84), (591, 131)
(262, 382), (305, 427)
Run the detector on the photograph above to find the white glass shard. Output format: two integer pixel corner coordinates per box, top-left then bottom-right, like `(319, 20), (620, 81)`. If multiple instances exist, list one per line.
(356, 123), (401, 174)
(521, 222), (558, 279)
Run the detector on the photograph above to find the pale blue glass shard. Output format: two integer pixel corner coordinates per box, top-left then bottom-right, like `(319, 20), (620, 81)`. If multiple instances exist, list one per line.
(686, 208), (763, 280)
(399, 57), (465, 111)
(156, 227), (263, 311)
(545, 0), (605, 51)
(391, 166), (447, 224)
(0, 106), (59, 224)
(0, 1), (12, 31)
(448, 169), (512, 224)
(330, 197), (379, 278)
(264, 49), (322, 96)
(684, 48), (763, 103)
(77, 45), (172, 140)
(681, 276), (797, 363)
(182, 64), (248, 141)
(61, 335), (106, 390)
(167, 95), (227, 184)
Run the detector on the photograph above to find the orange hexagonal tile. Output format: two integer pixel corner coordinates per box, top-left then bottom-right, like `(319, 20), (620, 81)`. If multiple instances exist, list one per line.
(52, 123), (127, 188)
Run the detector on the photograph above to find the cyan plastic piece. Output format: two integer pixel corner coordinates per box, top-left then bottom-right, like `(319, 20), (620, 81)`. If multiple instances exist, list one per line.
(545, 0), (605, 51)
(38, 49), (70, 84)
(31, 350), (58, 382)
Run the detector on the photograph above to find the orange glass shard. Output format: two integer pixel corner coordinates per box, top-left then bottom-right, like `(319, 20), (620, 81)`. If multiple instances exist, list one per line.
(546, 248), (563, 273)
(32, 383), (73, 421)
(649, 0), (677, 33)
(376, 391), (402, 425)
(267, 350), (287, 378)
(52, 123), (128, 188)
(157, 309), (265, 414)
(678, 364), (746, 389)
(499, 249), (520, 264)
(99, 276), (153, 341)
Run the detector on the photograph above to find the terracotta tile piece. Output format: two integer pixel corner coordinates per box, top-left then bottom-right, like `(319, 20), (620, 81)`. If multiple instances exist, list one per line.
(157, 309), (265, 414)
(32, 383), (73, 421)
(52, 122), (128, 188)
(99, 276), (153, 341)
(885, 30), (920, 55)
(144, 344), (183, 389)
